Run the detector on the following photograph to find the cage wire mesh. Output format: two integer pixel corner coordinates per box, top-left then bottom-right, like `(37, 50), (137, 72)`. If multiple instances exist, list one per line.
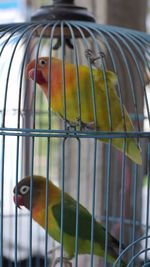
(0, 19), (150, 267)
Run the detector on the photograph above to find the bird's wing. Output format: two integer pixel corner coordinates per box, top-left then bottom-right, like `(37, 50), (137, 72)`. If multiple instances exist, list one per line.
(51, 194), (126, 262)
(51, 194), (101, 243)
(52, 194), (123, 251)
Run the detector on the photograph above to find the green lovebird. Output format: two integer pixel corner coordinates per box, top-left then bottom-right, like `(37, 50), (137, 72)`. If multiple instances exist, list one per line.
(13, 175), (126, 266)
(26, 57), (142, 165)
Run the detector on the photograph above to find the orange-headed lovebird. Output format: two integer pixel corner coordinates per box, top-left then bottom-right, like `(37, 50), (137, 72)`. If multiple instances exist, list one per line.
(13, 175), (126, 266)
(26, 57), (142, 165)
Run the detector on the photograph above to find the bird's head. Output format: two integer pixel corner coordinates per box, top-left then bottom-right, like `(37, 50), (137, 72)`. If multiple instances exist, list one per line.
(13, 175), (47, 210)
(26, 57), (49, 86)
(26, 57), (61, 84)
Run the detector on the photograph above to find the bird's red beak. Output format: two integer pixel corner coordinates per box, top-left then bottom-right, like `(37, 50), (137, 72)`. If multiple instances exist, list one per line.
(13, 194), (23, 209)
(26, 63), (46, 85)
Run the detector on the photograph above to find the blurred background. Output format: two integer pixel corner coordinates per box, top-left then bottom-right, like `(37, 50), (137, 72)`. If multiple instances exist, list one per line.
(0, 0), (150, 266)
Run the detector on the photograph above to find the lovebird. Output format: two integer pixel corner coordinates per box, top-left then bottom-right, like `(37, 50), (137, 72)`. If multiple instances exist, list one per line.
(13, 175), (126, 266)
(26, 57), (142, 165)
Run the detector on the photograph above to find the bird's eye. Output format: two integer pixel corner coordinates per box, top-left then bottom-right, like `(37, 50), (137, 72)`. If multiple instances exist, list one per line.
(38, 59), (47, 66)
(20, 185), (30, 195)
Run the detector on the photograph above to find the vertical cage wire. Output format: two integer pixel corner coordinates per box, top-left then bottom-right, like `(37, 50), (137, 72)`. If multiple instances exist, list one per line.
(0, 20), (150, 267)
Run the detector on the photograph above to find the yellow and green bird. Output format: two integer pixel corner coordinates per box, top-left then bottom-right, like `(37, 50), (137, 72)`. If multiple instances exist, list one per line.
(26, 57), (142, 165)
(13, 175), (126, 266)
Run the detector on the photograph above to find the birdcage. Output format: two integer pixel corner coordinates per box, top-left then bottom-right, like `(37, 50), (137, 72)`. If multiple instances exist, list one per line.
(0, 1), (150, 267)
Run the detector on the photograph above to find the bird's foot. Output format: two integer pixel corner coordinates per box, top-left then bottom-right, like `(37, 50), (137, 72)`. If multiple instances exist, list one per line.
(65, 118), (96, 131)
(66, 120), (78, 131)
(48, 245), (61, 255)
(52, 257), (72, 267)
(76, 117), (96, 130)
(85, 49), (105, 66)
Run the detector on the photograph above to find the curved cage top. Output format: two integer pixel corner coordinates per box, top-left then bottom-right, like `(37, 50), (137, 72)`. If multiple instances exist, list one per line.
(0, 21), (149, 146)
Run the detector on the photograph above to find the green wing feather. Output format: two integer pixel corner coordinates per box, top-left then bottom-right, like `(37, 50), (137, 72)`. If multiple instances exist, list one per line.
(52, 194), (102, 243)
(52, 194), (119, 249)
(52, 194), (126, 266)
